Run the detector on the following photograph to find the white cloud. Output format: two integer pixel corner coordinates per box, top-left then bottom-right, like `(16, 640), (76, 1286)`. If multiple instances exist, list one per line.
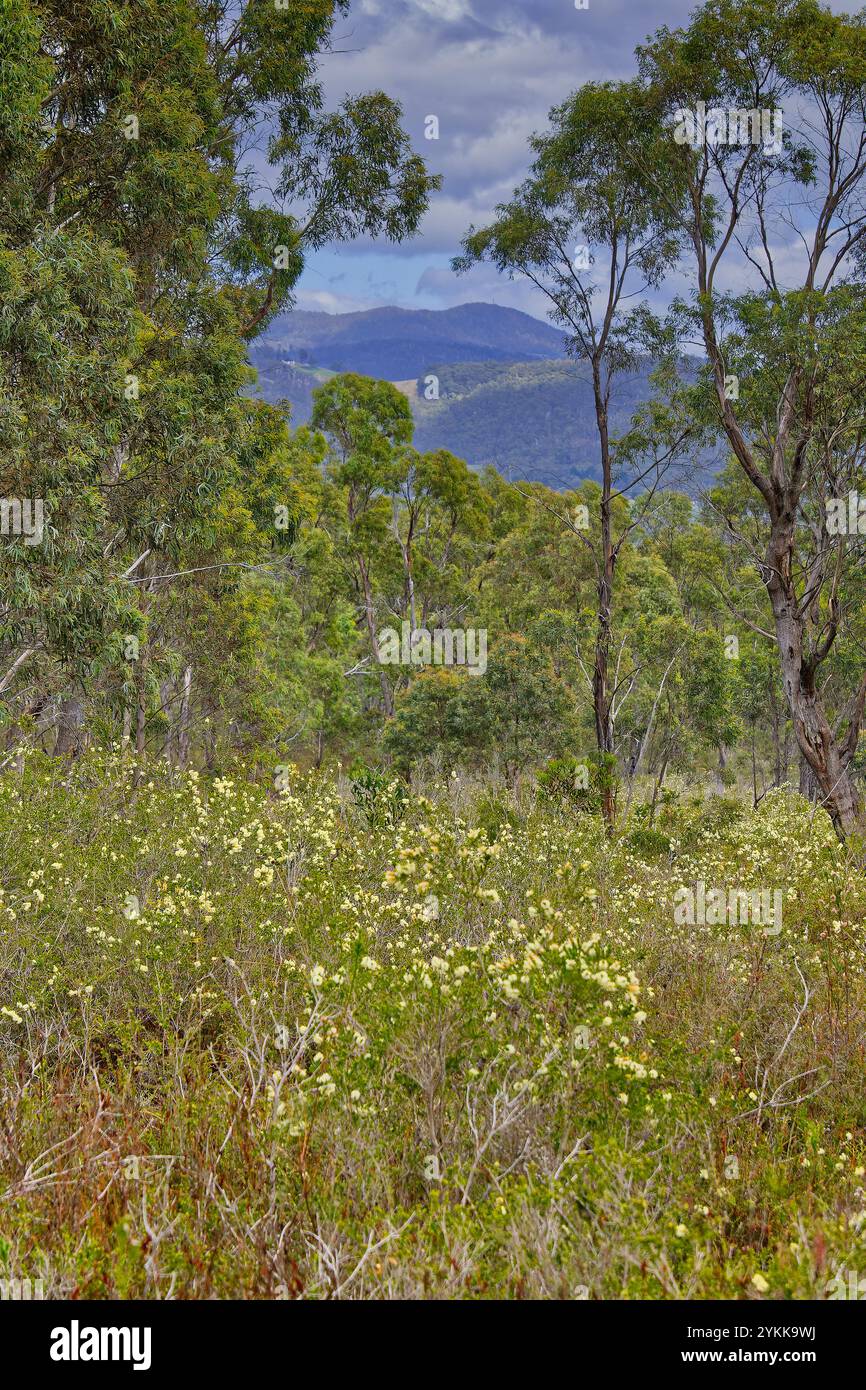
(415, 262), (557, 321)
(292, 287), (383, 314)
(409, 0), (476, 19)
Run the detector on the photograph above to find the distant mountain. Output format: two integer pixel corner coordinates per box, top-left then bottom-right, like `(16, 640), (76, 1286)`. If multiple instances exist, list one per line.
(248, 352), (333, 424)
(248, 304), (714, 491)
(252, 302), (568, 381)
(412, 359), (653, 488)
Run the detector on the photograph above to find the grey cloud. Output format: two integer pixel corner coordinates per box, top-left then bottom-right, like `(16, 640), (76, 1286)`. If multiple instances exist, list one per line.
(416, 262), (556, 320)
(296, 1), (706, 306)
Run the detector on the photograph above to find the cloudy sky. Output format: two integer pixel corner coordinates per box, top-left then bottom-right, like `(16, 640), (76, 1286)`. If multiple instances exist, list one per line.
(289, 0), (706, 317)
(280, 0), (856, 322)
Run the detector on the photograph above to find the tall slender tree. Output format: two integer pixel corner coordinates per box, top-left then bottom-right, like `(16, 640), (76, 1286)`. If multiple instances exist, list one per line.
(640, 0), (866, 836)
(455, 81), (689, 827)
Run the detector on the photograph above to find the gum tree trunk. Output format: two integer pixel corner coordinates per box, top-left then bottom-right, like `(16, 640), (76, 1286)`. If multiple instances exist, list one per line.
(767, 522), (862, 838)
(592, 361), (616, 833)
(177, 665), (192, 769)
(54, 695), (84, 757)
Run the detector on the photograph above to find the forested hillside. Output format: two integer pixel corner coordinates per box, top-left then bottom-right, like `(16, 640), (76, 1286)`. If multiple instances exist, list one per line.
(411, 357), (712, 487)
(249, 316), (711, 489)
(257, 302), (568, 376)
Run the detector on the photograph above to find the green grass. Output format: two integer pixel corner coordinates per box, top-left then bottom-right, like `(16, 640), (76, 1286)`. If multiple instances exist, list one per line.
(1, 751), (865, 1299)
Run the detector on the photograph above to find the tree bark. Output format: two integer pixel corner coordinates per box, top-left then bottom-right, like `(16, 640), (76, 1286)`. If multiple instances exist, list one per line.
(54, 695), (84, 757)
(767, 533), (861, 837)
(770, 687), (783, 787)
(177, 665), (192, 770)
(160, 679), (174, 763)
(358, 554), (394, 718)
(591, 360), (616, 833)
(135, 663), (147, 757)
(0, 647), (36, 696)
(648, 751), (669, 827)
(799, 753), (819, 803)
(694, 261), (864, 838)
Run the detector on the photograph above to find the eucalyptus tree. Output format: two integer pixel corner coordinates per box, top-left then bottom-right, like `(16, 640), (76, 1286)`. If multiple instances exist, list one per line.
(639, 0), (866, 836)
(390, 446), (488, 636)
(455, 81), (689, 827)
(0, 0), (438, 754)
(311, 374), (415, 718)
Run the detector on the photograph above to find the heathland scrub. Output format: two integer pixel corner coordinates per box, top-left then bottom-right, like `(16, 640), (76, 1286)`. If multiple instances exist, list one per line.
(0, 752), (864, 1298)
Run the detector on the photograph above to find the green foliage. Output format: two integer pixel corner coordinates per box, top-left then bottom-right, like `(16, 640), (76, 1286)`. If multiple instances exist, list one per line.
(624, 826), (671, 858)
(348, 762), (409, 829)
(9, 0), (866, 1308)
(384, 637), (577, 778)
(0, 0), (438, 754)
(538, 755), (600, 812)
(472, 787), (521, 843)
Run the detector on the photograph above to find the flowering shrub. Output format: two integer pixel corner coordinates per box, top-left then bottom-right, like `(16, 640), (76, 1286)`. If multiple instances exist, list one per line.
(0, 753), (865, 1298)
